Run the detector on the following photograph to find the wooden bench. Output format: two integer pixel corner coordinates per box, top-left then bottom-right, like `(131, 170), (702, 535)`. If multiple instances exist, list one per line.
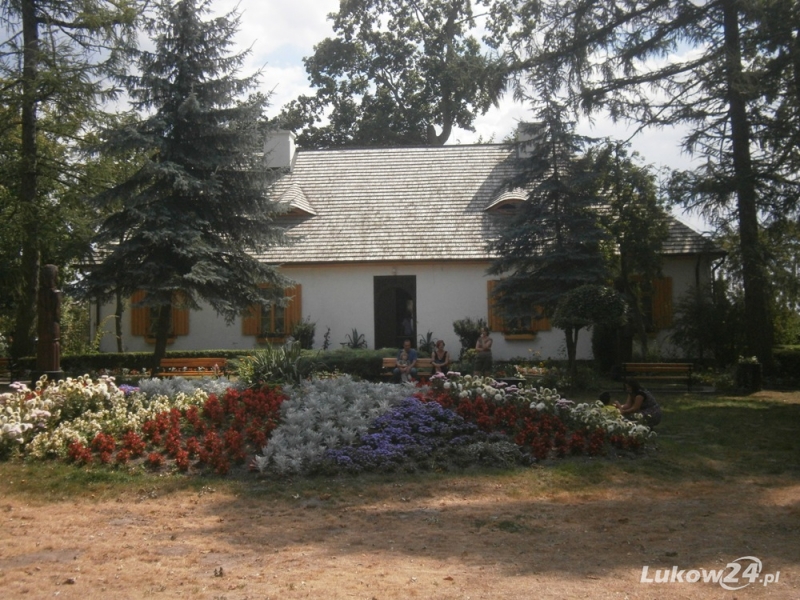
(381, 357), (434, 381)
(622, 362), (693, 391)
(159, 357), (227, 378)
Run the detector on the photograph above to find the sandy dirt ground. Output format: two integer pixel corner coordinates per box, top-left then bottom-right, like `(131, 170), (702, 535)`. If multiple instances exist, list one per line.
(1, 468), (798, 600)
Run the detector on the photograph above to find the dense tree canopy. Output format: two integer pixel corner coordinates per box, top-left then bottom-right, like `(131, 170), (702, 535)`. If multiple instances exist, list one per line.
(0, 0), (141, 358)
(589, 142), (669, 357)
(74, 0), (290, 363)
(278, 0), (506, 148)
(484, 0), (800, 369)
(552, 284), (628, 376)
(488, 103), (610, 371)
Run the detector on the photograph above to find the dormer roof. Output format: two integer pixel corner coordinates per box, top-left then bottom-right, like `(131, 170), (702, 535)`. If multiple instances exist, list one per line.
(277, 183), (316, 216)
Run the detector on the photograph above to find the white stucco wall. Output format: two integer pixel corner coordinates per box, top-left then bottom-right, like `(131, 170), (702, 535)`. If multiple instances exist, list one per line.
(93, 257), (705, 361)
(643, 254), (713, 359)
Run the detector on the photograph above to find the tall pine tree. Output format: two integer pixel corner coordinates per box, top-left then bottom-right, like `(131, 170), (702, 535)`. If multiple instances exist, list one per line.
(488, 0), (787, 369)
(0, 0), (140, 359)
(487, 101), (609, 374)
(75, 0), (290, 364)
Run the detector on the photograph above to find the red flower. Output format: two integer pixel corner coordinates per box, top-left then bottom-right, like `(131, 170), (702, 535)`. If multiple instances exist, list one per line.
(184, 436), (201, 457)
(115, 448), (131, 465)
(91, 432), (116, 455)
(121, 431), (146, 457)
(175, 449), (190, 472)
(67, 441), (92, 465)
(145, 452), (164, 469)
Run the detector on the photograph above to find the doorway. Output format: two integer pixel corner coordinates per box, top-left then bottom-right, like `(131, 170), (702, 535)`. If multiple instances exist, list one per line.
(374, 276), (416, 349)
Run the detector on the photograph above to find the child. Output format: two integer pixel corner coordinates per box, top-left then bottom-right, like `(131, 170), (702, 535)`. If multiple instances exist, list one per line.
(598, 391), (621, 416)
(397, 350), (412, 383)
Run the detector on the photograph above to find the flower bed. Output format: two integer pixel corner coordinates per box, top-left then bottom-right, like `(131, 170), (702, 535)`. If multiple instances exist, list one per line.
(422, 373), (654, 460)
(1, 372), (655, 476)
(1, 376), (284, 475)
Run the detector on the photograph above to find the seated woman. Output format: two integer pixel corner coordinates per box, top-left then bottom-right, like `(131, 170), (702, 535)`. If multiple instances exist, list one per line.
(616, 379), (662, 427)
(431, 340), (451, 375)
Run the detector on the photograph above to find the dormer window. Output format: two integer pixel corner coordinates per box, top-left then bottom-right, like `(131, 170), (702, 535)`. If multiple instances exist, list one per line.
(277, 183), (316, 217)
(485, 188), (527, 213)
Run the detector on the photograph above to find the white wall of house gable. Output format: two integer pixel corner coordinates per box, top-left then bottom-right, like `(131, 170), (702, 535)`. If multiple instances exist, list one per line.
(291, 262), (588, 361)
(644, 254), (716, 359)
(93, 262), (585, 360)
(93, 255), (706, 361)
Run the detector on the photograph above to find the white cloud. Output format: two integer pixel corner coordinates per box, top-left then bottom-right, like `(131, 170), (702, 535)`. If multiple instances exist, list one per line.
(211, 0), (339, 68)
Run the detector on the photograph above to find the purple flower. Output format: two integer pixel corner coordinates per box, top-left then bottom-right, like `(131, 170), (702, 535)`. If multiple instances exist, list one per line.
(319, 397), (501, 473)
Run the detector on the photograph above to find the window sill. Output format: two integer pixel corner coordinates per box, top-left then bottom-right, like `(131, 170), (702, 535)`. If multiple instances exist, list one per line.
(257, 336), (288, 344)
(503, 333), (537, 340)
(144, 336), (177, 345)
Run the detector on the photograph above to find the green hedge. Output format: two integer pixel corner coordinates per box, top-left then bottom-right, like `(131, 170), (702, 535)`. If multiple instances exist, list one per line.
(11, 348), (417, 382)
(774, 346), (800, 383)
(12, 350), (256, 378)
(297, 348), (401, 381)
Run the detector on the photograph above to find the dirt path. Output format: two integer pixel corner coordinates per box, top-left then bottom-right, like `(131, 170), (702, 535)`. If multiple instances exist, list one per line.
(1, 470), (798, 599)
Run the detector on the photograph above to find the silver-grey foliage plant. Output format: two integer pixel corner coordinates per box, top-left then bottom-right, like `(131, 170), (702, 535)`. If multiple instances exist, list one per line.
(136, 376), (239, 399)
(254, 375), (411, 475)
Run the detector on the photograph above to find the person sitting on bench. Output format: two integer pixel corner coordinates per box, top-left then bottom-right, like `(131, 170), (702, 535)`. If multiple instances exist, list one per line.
(393, 339), (417, 383)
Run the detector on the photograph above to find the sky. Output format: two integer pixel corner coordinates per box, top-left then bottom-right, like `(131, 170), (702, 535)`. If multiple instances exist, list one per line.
(211, 0), (709, 233)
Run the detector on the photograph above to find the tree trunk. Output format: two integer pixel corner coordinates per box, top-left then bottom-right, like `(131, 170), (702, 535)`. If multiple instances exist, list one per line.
(722, 0), (775, 370)
(115, 290), (124, 353)
(11, 0), (41, 360)
(151, 303), (172, 372)
(564, 327), (579, 382)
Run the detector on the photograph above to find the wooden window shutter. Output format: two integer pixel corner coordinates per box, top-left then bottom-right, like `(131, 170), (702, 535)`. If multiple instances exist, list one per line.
(172, 291), (189, 336)
(285, 285), (302, 333)
(487, 280), (505, 332)
(242, 304), (261, 335)
(131, 290), (148, 336)
(652, 277), (673, 329)
(531, 306), (551, 331)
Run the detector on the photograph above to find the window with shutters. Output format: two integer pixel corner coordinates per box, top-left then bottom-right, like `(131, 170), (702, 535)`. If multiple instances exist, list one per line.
(644, 277), (673, 331)
(242, 285), (302, 342)
(487, 280), (551, 338)
(130, 290), (190, 342)
(628, 276), (673, 332)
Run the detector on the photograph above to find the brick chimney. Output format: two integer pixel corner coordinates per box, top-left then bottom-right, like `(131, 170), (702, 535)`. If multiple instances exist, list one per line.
(264, 130), (296, 171)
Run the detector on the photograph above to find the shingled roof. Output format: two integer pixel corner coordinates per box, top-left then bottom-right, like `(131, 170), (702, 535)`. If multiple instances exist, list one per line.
(257, 143), (719, 264)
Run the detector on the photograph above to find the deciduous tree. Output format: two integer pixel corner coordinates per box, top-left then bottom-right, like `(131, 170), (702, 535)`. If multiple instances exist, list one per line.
(552, 284), (627, 378)
(589, 142), (669, 358)
(279, 0), (505, 148)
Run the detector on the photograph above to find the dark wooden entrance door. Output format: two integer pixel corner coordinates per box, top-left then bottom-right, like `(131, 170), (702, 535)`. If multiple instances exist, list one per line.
(373, 276), (416, 350)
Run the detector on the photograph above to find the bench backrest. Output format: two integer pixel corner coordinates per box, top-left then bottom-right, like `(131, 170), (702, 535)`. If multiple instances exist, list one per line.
(382, 357), (433, 369)
(160, 358), (226, 369)
(623, 363), (692, 372)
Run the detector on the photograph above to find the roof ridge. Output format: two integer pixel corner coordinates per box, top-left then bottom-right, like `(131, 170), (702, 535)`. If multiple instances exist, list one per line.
(295, 143), (513, 154)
